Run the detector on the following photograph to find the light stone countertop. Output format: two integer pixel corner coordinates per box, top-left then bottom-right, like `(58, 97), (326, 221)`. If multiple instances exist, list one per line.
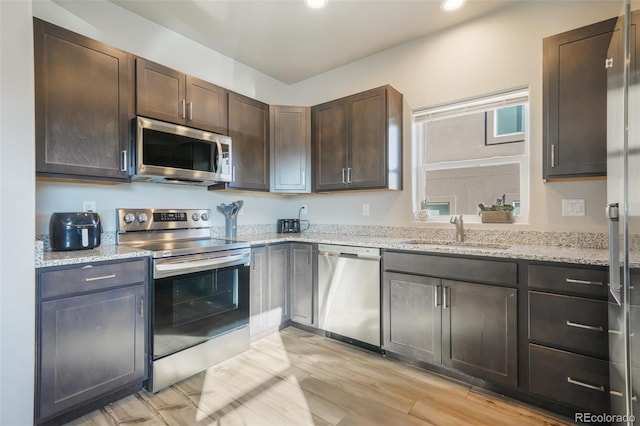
(233, 232), (639, 268)
(35, 244), (151, 268)
(35, 232), (639, 268)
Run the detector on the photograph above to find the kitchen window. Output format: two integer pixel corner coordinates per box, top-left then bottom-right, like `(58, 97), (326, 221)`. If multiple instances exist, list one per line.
(413, 88), (529, 223)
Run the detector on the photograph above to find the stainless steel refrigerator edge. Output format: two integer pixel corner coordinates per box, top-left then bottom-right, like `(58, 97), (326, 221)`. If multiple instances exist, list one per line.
(317, 244), (381, 347)
(607, 1), (639, 423)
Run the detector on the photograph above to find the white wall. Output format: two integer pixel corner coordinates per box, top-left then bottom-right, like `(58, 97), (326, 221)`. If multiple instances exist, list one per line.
(1, 1), (36, 424)
(288, 0), (624, 232)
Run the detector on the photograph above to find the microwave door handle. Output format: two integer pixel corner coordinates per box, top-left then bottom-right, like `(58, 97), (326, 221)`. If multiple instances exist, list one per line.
(214, 140), (222, 173)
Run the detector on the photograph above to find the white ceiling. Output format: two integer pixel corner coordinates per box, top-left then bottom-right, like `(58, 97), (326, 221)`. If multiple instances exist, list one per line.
(109, 0), (517, 84)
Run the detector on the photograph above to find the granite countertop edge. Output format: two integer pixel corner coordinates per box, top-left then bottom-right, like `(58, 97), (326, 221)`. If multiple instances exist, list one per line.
(35, 232), (625, 268)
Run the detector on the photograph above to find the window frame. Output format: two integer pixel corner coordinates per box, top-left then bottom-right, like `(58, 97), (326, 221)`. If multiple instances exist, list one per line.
(412, 88), (530, 224)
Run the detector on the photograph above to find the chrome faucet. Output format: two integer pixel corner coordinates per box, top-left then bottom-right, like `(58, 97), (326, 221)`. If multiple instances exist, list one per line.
(449, 214), (464, 242)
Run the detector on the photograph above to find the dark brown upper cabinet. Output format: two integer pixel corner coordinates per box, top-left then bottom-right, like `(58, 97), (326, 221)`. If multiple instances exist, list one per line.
(312, 85), (403, 192)
(270, 106), (311, 193)
(34, 18), (133, 182)
(543, 17), (618, 181)
(136, 58), (228, 135)
(213, 91), (270, 191)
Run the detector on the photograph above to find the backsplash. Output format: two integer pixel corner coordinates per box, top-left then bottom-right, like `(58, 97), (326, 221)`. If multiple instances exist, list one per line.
(36, 224), (639, 251)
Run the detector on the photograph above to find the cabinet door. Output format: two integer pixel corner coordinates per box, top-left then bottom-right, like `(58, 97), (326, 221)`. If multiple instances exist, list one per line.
(291, 243), (313, 325)
(186, 75), (228, 135)
(382, 272), (442, 363)
(38, 285), (145, 422)
(543, 18), (617, 179)
(249, 246), (269, 339)
(271, 106), (311, 193)
(347, 87), (387, 189)
(228, 92), (270, 191)
(268, 244), (290, 325)
(136, 58), (186, 125)
(34, 18), (132, 181)
(312, 98), (348, 191)
(442, 280), (517, 387)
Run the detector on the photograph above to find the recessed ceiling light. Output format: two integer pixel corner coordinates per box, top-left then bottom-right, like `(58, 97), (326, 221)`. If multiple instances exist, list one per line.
(305, 0), (327, 9)
(441, 0), (465, 12)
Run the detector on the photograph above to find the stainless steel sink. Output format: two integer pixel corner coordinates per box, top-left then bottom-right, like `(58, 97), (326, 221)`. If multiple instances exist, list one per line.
(400, 239), (510, 250)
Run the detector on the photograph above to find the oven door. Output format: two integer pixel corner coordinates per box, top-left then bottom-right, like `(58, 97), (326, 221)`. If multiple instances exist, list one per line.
(151, 250), (250, 359)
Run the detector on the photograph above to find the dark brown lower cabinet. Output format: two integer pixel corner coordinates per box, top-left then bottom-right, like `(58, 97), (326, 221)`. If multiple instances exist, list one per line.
(36, 259), (147, 425)
(290, 243), (313, 325)
(249, 244), (290, 340)
(382, 272), (442, 364)
(442, 280), (517, 387)
(530, 344), (609, 414)
(382, 256), (518, 388)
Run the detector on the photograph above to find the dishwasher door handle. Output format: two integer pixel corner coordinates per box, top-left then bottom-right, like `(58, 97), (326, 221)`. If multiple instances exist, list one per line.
(319, 251), (381, 261)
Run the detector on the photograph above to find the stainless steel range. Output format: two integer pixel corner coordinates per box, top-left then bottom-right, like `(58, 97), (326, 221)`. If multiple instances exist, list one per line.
(116, 208), (250, 393)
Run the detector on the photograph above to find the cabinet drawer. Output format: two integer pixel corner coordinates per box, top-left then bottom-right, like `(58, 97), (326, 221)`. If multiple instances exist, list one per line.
(40, 259), (147, 299)
(529, 291), (608, 358)
(384, 251), (517, 286)
(529, 344), (609, 413)
(528, 264), (608, 299)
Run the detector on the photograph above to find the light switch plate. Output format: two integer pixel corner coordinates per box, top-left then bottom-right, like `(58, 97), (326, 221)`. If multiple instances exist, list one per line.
(82, 201), (96, 212)
(562, 199), (585, 216)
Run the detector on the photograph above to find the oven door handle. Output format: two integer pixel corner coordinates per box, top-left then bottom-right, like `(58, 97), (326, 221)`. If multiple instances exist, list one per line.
(154, 253), (250, 279)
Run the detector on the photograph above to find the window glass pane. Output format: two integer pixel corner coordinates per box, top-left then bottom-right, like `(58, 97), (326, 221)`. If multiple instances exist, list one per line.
(425, 164), (520, 216)
(426, 202), (450, 216)
(495, 105), (524, 136)
(425, 112), (523, 164)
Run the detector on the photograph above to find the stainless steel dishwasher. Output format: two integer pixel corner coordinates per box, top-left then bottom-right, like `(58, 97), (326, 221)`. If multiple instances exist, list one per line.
(318, 244), (381, 347)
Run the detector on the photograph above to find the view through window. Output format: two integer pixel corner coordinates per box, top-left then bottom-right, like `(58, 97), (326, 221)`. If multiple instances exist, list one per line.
(413, 89), (529, 222)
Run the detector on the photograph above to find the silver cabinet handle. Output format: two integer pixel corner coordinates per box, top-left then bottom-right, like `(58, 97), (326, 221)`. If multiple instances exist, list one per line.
(551, 144), (555, 168)
(232, 166), (236, 182)
(120, 150), (127, 172)
(566, 320), (603, 332)
(188, 102), (193, 120)
(341, 168), (346, 184)
(565, 278), (604, 286)
(85, 274), (116, 282)
(347, 167), (352, 183)
(140, 293), (144, 317)
(609, 329), (635, 337)
(567, 377), (604, 392)
(443, 287), (450, 309)
(180, 99), (186, 118)
(434, 286), (440, 308)
(610, 390), (638, 401)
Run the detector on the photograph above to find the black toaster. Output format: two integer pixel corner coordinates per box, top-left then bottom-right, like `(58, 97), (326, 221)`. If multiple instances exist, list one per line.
(49, 212), (102, 251)
(277, 218), (300, 234)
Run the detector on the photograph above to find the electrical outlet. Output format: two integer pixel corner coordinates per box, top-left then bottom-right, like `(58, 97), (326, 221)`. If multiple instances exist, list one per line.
(362, 203), (370, 216)
(562, 199), (585, 217)
(300, 205), (308, 215)
(82, 200), (96, 212)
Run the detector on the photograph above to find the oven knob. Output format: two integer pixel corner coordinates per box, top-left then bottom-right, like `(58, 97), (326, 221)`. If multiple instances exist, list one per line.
(192, 213), (200, 221)
(201, 212), (209, 221)
(137, 213), (148, 223)
(123, 213), (135, 224)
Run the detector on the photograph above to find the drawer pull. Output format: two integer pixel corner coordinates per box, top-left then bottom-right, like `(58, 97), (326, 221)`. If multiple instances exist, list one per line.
(565, 278), (604, 286)
(610, 390), (638, 401)
(566, 321), (603, 332)
(85, 274), (116, 282)
(567, 377), (605, 392)
(608, 329), (634, 337)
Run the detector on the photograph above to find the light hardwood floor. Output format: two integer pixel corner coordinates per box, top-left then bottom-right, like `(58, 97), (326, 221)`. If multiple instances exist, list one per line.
(68, 327), (571, 425)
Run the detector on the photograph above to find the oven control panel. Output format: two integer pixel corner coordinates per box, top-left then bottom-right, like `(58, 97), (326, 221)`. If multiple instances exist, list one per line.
(117, 208), (213, 232)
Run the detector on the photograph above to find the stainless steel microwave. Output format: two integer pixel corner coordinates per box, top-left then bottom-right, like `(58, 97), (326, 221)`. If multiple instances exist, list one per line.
(131, 117), (232, 186)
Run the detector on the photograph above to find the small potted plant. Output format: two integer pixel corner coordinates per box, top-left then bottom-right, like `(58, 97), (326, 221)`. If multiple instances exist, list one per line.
(478, 195), (515, 223)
